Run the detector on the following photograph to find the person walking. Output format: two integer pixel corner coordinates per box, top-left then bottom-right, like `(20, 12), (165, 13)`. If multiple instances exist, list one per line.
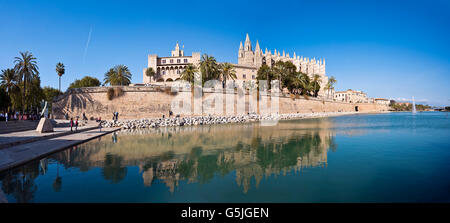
(75, 118), (79, 132)
(98, 117), (102, 132)
(70, 118), (74, 132)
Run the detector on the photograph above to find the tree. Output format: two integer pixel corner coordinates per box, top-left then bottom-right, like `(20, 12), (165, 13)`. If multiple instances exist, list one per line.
(25, 76), (44, 111)
(145, 67), (156, 81)
(0, 86), (10, 112)
(14, 51), (39, 111)
(104, 65), (132, 86)
(272, 61), (297, 90)
(325, 76), (336, 99)
(42, 86), (62, 112)
(68, 76), (101, 89)
(0, 69), (19, 95)
(294, 72), (311, 95)
(199, 54), (220, 84)
(219, 63), (236, 86)
(311, 74), (322, 97)
(256, 64), (274, 90)
(55, 62), (65, 92)
(180, 64), (198, 83)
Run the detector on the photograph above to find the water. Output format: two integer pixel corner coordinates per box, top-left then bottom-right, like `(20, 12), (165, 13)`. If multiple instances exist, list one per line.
(1, 112), (449, 203)
(412, 96), (417, 115)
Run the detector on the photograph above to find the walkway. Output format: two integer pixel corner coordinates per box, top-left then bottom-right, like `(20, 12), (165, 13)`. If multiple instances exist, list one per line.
(0, 120), (40, 134)
(0, 120), (100, 149)
(0, 127), (119, 172)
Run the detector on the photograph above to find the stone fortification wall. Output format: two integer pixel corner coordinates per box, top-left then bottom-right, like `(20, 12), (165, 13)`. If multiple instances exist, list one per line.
(52, 86), (389, 120)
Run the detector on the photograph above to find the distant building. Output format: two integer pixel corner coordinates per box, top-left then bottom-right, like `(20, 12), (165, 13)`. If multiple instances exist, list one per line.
(396, 102), (411, 106)
(143, 42), (201, 83)
(374, 98), (390, 105)
(234, 33), (329, 96)
(143, 34), (329, 96)
(334, 89), (368, 103)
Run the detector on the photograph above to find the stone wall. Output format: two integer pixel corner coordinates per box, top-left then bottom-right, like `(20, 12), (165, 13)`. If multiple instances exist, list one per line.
(52, 86), (389, 120)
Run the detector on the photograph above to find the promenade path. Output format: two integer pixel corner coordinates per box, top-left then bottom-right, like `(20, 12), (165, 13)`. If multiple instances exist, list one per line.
(0, 121), (120, 172)
(0, 120), (40, 134)
(0, 120), (100, 149)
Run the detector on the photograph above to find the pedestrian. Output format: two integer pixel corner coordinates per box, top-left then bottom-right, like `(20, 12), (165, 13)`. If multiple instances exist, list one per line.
(116, 112), (119, 120)
(70, 118), (74, 132)
(112, 112), (116, 121)
(98, 117), (102, 132)
(5, 112), (8, 127)
(75, 118), (79, 131)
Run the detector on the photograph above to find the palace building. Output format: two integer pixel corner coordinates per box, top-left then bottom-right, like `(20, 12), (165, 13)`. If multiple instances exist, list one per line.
(143, 42), (201, 83)
(143, 34), (329, 96)
(335, 89), (369, 103)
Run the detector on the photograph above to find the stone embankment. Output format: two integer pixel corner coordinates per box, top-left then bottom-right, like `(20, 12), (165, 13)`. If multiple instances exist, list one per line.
(102, 112), (358, 129)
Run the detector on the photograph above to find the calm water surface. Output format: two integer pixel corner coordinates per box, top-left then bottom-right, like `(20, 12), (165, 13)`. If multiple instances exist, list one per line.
(1, 112), (449, 202)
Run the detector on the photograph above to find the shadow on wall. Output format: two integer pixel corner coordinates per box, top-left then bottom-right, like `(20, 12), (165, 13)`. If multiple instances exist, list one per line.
(53, 89), (103, 119)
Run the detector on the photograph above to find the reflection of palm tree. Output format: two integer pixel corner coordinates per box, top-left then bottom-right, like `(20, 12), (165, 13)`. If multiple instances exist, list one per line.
(102, 154), (127, 184)
(53, 163), (62, 192)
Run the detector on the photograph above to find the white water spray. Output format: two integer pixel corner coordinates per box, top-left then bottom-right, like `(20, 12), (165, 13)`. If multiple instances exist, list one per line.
(412, 96), (416, 115)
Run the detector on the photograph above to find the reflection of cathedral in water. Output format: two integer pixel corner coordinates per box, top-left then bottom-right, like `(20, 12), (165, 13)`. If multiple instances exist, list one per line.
(1, 119), (337, 198)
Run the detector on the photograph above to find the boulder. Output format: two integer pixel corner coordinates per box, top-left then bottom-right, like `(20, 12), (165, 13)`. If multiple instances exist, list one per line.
(36, 117), (54, 133)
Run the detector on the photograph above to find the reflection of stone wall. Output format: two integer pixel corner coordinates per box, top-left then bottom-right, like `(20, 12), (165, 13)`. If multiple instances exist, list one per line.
(52, 86), (389, 119)
(53, 120), (336, 193)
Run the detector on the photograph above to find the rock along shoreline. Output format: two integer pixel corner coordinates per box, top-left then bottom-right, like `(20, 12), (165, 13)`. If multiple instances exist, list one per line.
(102, 112), (362, 129)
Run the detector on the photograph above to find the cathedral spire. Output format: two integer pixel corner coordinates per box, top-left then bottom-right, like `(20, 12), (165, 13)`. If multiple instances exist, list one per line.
(255, 40), (261, 55)
(244, 33), (252, 51)
(239, 41), (243, 50)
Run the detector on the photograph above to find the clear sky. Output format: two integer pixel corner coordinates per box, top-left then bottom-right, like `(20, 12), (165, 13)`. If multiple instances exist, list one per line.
(1, 0), (449, 106)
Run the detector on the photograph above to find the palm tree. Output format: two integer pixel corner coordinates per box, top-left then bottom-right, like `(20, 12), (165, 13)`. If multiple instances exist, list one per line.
(219, 63), (236, 86)
(180, 64), (198, 83)
(0, 69), (19, 95)
(104, 65), (132, 86)
(14, 51), (39, 111)
(326, 76), (337, 99)
(311, 74), (322, 97)
(199, 54), (220, 83)
(55, 62), (65, 92)
(145, 67), (156, 82)
(295, 72), (311, 95)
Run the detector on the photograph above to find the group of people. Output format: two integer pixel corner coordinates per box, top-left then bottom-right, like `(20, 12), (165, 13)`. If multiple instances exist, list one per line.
(69, 118), (79, 132)
(0, 112), (10, 126)
(1, 111), (42, 127)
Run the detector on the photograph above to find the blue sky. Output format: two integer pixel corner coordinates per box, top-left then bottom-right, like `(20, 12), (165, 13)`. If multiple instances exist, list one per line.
(0, 0), (449, 106)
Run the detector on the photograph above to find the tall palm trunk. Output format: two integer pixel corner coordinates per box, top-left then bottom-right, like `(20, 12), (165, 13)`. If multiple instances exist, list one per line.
(59, 76), (61, 92)
(22, 78), (26, 114)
